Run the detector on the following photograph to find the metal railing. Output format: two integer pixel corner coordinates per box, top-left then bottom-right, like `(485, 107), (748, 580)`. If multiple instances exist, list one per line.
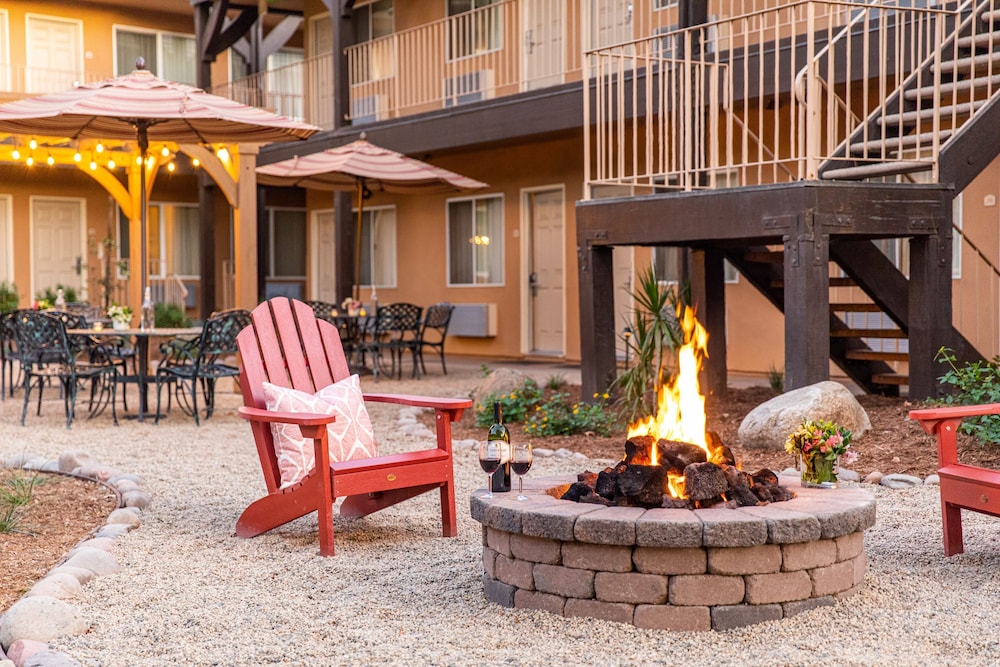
(0, 65), (109, 99)
(584, 0), (976, 193)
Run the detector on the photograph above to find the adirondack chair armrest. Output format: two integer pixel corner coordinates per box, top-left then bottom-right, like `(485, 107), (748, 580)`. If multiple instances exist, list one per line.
(909, 403), (1000, 467)
(363, 393), (472, 421)
(238, 405), (338, 427)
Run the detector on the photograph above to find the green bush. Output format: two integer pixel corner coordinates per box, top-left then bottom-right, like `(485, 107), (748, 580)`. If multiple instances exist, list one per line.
(934, 346), (1000, 444)
(0, 281), (18, 314)
(525, 391), (615, 437)
(36, 284), (78, 304)
(474, 378), (544, 427)
(154, 302), (192, 328)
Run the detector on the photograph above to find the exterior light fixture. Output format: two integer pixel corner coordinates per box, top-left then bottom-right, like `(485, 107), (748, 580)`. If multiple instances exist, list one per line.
(216, 146), (230, 161)
(470, 235), (490, 245)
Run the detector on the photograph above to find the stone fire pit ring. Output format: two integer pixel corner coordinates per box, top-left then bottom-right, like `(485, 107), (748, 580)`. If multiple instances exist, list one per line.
(470, 475), (876, 631)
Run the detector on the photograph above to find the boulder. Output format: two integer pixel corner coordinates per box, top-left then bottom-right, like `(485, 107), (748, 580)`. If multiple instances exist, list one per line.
(0, 596), (88, 651)
(738, 381), (871, 451)
(471, 368), (528, 407)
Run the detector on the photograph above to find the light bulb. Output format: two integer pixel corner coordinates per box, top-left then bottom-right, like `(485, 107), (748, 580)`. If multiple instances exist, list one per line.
(46, 154), (54, 166)
(216, 147), (230, 161)
(107, 159), (116, 169)
(167, 162), (175, 172)
(191, 158), (200, 168)
(73, 152), (82, 162)
(95, 142), (104, 153)
(28, 138), (37, 150)
(135, 156), (142, 165)
(11, 149), (19, 160)
(25, 156), (34, 166)
(89, 160), (97, 170)
(161, 146), (170, 157)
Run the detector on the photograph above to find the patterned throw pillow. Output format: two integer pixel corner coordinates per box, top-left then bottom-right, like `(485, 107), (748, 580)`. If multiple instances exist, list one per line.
(262, 375), (378, 488)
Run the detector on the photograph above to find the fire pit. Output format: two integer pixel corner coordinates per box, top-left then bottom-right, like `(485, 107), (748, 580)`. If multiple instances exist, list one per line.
(471, 476), (875, 631)
(471, 307), (874, 630)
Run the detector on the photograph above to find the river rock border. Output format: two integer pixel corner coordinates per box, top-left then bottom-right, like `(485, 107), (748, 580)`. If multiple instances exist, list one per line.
(470, 475), (876, 631)
(0, 451), (149, 667)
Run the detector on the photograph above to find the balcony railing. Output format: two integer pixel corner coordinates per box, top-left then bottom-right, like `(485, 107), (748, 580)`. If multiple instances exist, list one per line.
(211, 54), (335, 130)
(584, 0), (972, 194)
(345, 0), (585, 121)
(0, 65), (109, 99)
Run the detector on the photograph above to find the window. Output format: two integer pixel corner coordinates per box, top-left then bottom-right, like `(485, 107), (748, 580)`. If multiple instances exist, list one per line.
(115, 27), (196, 85)
(230, 48), (305, 119)
(263, 208), (307, 299)
(447, 0), (502, 60)
(353, 0), (394, 43)
(0, 10), (9, 90)
(653, 247), (738, 284)
(448, 195), (503, 285)
(358, 206), (397, 287)
(117, 203), (199, 279)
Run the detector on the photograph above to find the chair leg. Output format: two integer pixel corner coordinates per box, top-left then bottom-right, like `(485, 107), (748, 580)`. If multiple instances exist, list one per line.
(942, 500), (965, 556)
(20, 374), (30, 426)
(190, 377), (201, 426)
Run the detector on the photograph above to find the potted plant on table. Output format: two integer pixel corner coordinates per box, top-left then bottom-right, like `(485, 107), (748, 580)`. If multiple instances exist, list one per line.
(108, 304), (133, 331)
(785, 419), (858, 488)
(341, 297), (362, 317)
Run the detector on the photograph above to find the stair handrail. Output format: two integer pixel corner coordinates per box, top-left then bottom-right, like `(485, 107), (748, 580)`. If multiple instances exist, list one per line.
(956, 223), (1000, 280)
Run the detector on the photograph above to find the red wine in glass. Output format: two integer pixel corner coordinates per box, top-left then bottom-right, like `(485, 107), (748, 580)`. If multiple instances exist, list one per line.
(478, 441), (503, 499)
(511, 443), (533, 500)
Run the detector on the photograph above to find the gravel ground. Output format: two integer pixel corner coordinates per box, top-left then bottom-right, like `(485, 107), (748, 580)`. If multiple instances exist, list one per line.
(2, 359), (1000, 666)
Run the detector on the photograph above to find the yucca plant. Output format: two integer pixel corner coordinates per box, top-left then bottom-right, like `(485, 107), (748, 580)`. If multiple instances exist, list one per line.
(614, 266), (687, 423)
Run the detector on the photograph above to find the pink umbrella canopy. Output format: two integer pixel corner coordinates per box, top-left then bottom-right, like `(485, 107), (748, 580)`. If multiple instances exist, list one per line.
(0, 67), (318, 144)
(257, 137), (488, 301)
(0, 63), (319, 305)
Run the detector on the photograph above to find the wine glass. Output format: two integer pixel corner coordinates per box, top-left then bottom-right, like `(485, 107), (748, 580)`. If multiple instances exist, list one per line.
(478, 440), (503, 499)
(511, 443), (533, 501)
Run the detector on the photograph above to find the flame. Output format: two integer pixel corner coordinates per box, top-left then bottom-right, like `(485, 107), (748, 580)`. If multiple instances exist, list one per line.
(627, 305), (709, 464)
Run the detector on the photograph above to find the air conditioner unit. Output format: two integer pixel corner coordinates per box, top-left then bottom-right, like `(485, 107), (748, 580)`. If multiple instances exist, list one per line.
(443, 69), (494, 108)
(450, 303), (498, 337)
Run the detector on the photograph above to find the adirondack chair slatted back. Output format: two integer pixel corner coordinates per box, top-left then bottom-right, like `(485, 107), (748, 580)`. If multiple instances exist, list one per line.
(237, 297), (351, 493)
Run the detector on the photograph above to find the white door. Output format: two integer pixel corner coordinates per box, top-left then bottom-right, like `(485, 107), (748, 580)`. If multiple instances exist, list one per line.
(527, 188), (564, 355)
(523, 0), (564, 90)
(613, 246), (634, 362)
(32, 198), (84, 298)
(312, 209), (338, 302)
(26, 15), (82, 93)
(308, 14), (335, 129)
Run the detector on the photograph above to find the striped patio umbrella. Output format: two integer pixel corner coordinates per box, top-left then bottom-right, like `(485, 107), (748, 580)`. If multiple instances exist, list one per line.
(0, 60), (319, 301)
(256, 136), (487, 301)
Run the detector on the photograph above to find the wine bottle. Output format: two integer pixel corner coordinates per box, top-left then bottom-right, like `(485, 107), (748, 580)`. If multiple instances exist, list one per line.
(487, 401), (511, 492)
(140, 286), (155, 331)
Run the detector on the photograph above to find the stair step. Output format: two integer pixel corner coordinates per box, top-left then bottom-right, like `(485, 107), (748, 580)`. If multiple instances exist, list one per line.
(871, 373), (910, 385)
(934, 50), (1000, 74)
(849, 129), (954, 156)
(982, 9), (1000, 24)
(831, 302), (883, 312)
(905, 73), (1000, 101)
(831, 328), (907, 339)
(955, 33), (1000, 52)
(879, 100), (986, 126)
(821, 160), (932, 181)
(845, 349), (909, 362)
(772, 276), (856, 288)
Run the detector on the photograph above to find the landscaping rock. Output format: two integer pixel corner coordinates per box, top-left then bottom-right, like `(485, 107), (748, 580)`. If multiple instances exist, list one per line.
(24, 573), (82, 600)
(105, 508), (141, 528)
(880, 473), (923, 489)
(838, 468), (861, 483)
(863, 471), (884, 485)
(472, 368), (527, 407)
(924, 474), (940, 486)
(21, 650), (84, 667)
(57, 451), (96, 473)
(4, 639), (48, 665)
(0, 596), (88, 650)
(61, 547), (120, 576)
(738, 381), (871, 450)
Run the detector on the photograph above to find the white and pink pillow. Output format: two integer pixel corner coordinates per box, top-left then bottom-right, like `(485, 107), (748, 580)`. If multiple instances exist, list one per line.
(261, 374), (378, 488)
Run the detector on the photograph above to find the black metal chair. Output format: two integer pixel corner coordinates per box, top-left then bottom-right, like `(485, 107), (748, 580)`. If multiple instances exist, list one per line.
(154, 308), (251, 425)
(380, 302), (423, 380)
(417, 303), (455, 375)
(13, 310), (119, 428)
(1, 310), (26, 400)
(304, 300), (336, 323)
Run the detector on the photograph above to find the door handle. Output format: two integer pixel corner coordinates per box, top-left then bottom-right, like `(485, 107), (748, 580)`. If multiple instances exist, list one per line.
(529, 272), (539, 293)
(74, 256), (83, 276)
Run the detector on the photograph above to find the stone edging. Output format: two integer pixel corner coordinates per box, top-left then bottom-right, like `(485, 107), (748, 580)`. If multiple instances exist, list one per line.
(470, 474), (876, 631)
(0, 451), (150, 667)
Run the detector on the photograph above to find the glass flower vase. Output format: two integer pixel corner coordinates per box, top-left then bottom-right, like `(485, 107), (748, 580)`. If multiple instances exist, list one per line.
(800, 454), (839, 488)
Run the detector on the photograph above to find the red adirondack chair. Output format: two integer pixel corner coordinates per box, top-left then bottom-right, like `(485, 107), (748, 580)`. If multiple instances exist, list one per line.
(909, 403), (1000, 556)
(235, 297), (471, 556)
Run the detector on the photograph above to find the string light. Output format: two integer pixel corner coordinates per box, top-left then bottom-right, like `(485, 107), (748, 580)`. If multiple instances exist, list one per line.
(73, 150), (82, 163)
(28, 138), (37, 150)
(46, 153), (54, 166)
(25, 155), (34, 167)
(216, 147), (230, 161)
(135, 155), (142, 165)
(11, 149), (20, 160)
(161, 146), (170, 157)
(191, 157), (200, 168)
(107, 158), (116, 169)
(95, 142), (104, 153)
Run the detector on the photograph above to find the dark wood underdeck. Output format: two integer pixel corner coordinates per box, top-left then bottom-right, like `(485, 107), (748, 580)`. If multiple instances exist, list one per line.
(576, 180), (956, 399)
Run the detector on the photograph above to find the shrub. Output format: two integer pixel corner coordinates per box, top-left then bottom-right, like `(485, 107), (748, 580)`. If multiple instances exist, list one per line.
(474, 378), (544, 427)
(154, 302), (192, 328)
(36, 284), (78, 304)
(934, 347), (1000, 444)
(525, 391), (615, 437)
(0, 281), (18, 314)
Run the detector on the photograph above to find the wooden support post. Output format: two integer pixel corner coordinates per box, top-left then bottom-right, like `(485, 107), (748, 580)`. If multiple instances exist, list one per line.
(784, 212), (830, 390)
(909, 231), (953, 399)
(579, 241), (617, 398)
(689, 247), (728, 397)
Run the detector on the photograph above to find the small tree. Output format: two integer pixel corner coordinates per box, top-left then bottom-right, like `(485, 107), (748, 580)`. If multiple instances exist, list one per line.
(613, 266), (687, 423)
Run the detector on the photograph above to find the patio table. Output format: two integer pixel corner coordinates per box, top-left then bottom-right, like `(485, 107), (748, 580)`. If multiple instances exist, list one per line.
(68, 326), (202, 422)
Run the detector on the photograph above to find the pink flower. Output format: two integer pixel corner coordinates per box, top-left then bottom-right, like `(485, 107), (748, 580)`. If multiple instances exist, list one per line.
(842, 450), (858, 466)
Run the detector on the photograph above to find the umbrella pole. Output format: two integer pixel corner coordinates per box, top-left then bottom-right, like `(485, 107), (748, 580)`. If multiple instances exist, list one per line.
(353, 179), (364, 303)
(138, 123), (149, 311)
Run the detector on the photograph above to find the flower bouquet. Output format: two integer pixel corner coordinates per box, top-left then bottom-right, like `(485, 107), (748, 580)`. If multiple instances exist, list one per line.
(785, 419), (857, 488)
(341, 297), (362, 316)
(108, 304), (133, 330)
